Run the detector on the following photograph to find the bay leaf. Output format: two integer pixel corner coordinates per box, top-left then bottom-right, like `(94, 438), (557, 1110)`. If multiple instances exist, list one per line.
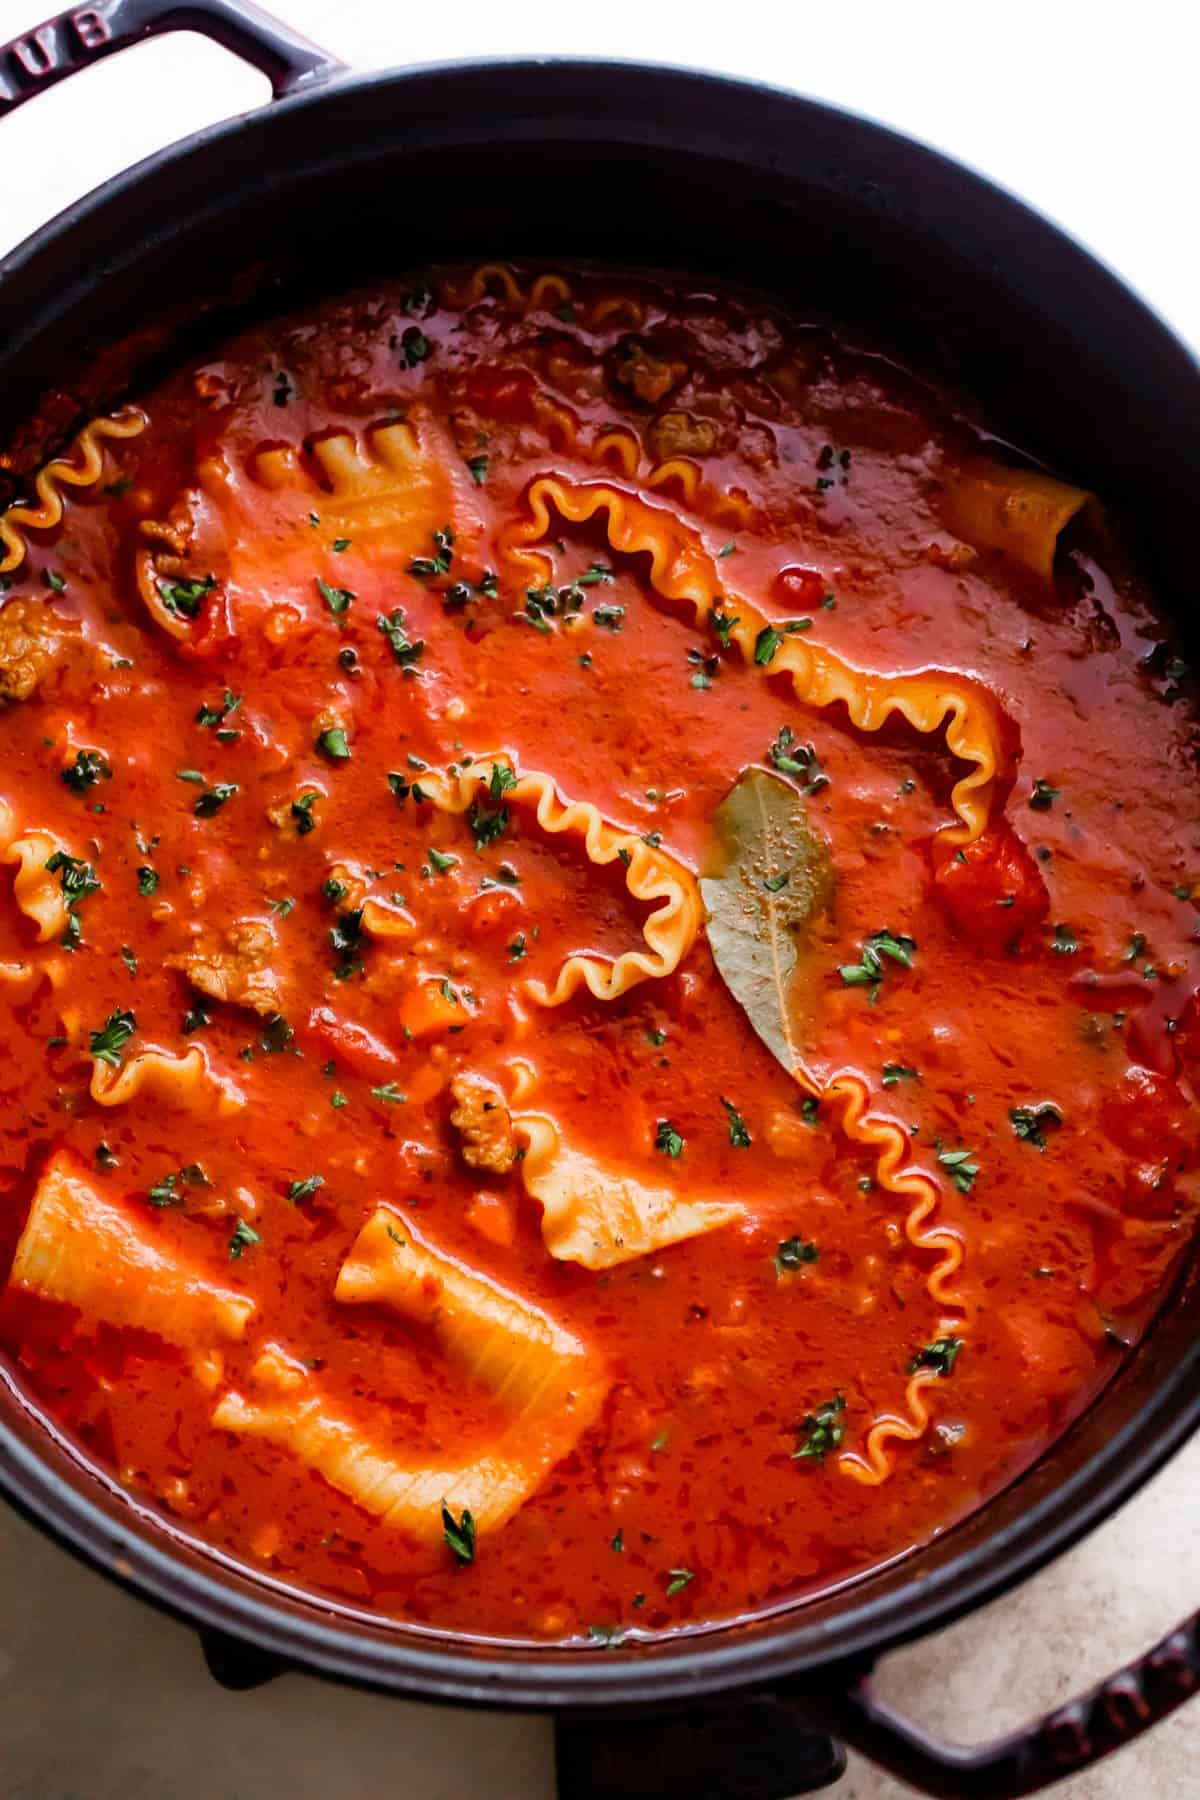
(699, 766), (834, 1078)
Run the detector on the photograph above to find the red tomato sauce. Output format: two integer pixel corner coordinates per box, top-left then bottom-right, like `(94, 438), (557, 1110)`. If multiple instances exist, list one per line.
(0, 265), (1196, 1644)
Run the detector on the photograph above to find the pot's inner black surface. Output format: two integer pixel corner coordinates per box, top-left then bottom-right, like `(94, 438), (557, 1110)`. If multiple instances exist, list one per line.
(0, 64), (1197, 1704)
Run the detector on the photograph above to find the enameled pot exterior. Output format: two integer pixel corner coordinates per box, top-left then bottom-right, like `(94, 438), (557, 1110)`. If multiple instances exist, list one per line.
(0, 5), (1198, 1793)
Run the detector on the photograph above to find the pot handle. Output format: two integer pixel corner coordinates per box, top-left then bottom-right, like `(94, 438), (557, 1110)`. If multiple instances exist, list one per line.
(0, 0), (344, 118)
(805, 1603), (1200, 1798)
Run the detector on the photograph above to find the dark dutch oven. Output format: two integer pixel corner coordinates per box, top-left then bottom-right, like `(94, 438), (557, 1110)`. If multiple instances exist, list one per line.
(0, 4), (1197, 1793)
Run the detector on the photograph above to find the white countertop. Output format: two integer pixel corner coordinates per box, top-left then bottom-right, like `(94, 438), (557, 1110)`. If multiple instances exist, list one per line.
(1, 2), (1197, 1793)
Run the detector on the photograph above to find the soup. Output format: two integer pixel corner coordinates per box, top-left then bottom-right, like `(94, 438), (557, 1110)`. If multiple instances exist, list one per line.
(0, 264), (1196, 1645)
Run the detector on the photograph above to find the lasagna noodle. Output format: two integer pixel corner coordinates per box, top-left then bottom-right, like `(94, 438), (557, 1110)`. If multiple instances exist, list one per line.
(413, 753), (702, 1005)
(89, 1044), (245, 1114)
(212, 1341), (601, 1543)
(5, 828), (69, 941)
(514, 1112), (744, 1269)
(941, 457), (1094, 583)
(335, 1208), (600, 1418)
(500, 476), (1006, 844)
(0, 410), (147, 576)
(9, 1151), (255, 1346)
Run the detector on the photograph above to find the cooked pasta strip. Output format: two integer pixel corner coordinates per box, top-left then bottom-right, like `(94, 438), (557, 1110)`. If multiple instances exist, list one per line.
(245, 415), (455, 558)
(89, 1045), (244, 1114)
(941, 457), (1094, 583)
(514, 1112), (744, 1269)
(4, 829), (68, 940)
(336, 1208), (600, 1417)
(9, 1151), (254, 1346)
(414, 753), (701, 1003)
(501, 477), (1007, 842)
(825, 1073), (965, 1311)
(0, 410), (147, 576)
(213, 1342), (597, 1542)
(837, 1369), (943, 1485)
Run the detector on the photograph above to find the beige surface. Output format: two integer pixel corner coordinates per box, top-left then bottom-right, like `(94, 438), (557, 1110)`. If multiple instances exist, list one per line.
(1, 1436), (1197, 1797)
(1, 1), (1198, 1794)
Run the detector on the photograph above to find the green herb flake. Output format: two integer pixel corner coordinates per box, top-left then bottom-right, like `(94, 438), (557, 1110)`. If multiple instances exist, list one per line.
(937, 1147), (979, 1193)
(317, 577), (355, 616)
(775, 1236), (819, 1273)
(666, 1569), (694, 1597)
(136, 865), (159, 897)
(194, 783), (238, 817)
(882, 1063), (918, 1086)
(721, 1097), (751, 1147)
(428, 846), (457, 874)
(441, 1501), (476, 1563)
(228, 1219), (261, 1260)
(1010, 1102), (1062, 1150)
(370, 1082), (407, 1104)
(793, 1395), (846, 1462)
(61, 749), (111, 794)
(1029, 779), (1060, 811)
(287, 1174), (325, 1202)
(654, 1119), (684, 1157)
(316, 726), (351, 761)
(89, 1009), (136, 1067)
(909, 1337), (964, 1376)
(754, 625), (783, 665)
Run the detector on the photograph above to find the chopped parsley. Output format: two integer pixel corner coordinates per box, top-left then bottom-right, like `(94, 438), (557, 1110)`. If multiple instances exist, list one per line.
(654, 1119), (684, 1157)
(136, 865), (159, 896)
(409, 526), (455, 580)
(721, 1097), (751, 1147)
(768, 726), (828, 794)
(400, 326), (430, 368)
(937, 1147), (979, 1194)
(665, 1569), (694, 1597)
(194, 783), (238, 817)
(428, 846), (457, 873)
(909, 1337), (963, 1377)
(508, 933), (527, 961)
(775, 1236), (819, 1273)
(287, 1174), (325, 1202)
(316, 577), (354, 616)
(1010, 1102), (1062, 1150)
(593, 604), (625, 631)
(182, 1006), (210, 1033)
(793, 1395), (846, 1462)
(466, 454), (489, 486)
(377, 608), (424, 667)
(44, 851), (100, 916)
(89, 1008), (136, 1067)
(329, 909), (364, 978)
(708, 606), (741, 648)
(839, 929), (917, 993)
(1051, 922), (1079, 955)
(370, 1082), (406, 1103)
(120, 945), (138, 977)
(259, 1013), (294, 1053)
(882, 1063), (918, 1086)
(441, 1501), (475, 1563)
(269, 896), (295, 916)
(148, 1163), (208, 1208)
(61, 749), (111, 793)
(1029, 779), (1060, 811)
(157, 574), (215, 619)
(316, 726), (351, 761)
(228, 1219), (261, 1260)
(291, 791), (319, 834)
(196, 689), (241, 730)
(753, 625), (783, 665)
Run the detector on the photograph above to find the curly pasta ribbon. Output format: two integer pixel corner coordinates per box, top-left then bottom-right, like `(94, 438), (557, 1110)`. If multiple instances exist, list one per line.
(412, 752), (702, 1005)
(501, 476), (1006, 845)
(89, 1045), (244, 1114)
(836, 1369), (944, 1486)
(439, 263), (646, 331)
(0, 409), (146, 576)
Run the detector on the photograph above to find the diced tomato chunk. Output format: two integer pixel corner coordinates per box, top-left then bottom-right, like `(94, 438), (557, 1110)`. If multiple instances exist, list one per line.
(306, 1007), (400, 1080)
(931, 822), (1048, 948)
(1102, 1063), (1195, 1161)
